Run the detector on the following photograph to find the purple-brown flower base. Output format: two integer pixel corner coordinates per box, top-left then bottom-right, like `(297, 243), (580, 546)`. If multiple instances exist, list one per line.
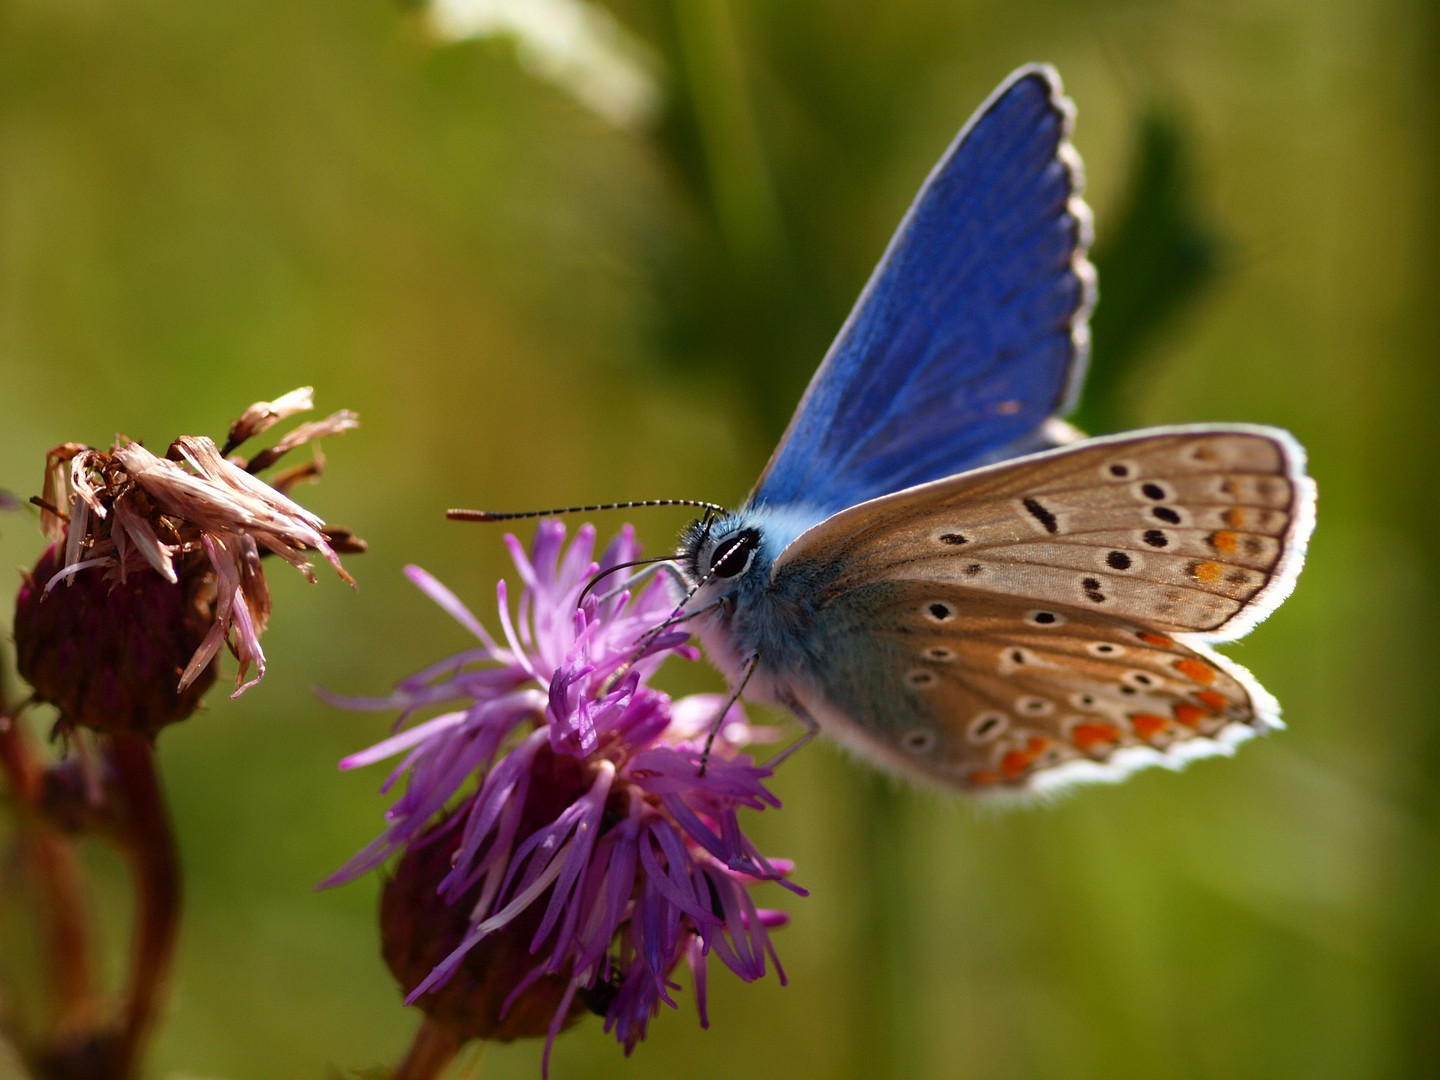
(15, 543), (216, 738)
(382, 808), (588, 1044)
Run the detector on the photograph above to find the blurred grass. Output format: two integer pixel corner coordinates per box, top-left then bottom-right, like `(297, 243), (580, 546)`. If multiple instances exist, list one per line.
(1, 0), (1436, 1077)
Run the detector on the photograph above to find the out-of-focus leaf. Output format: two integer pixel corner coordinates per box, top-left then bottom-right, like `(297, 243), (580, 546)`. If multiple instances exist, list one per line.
(1077, 111), (1223, 434)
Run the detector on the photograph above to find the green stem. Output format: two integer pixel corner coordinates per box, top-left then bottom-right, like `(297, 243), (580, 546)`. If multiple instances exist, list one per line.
(671, 0), (787, 275)
(392, 1017), (464, 1080)
(849, 775), (912, 1080)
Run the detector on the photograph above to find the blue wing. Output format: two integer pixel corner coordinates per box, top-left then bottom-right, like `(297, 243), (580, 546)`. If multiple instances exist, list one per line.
(749, 64), (1095, 519)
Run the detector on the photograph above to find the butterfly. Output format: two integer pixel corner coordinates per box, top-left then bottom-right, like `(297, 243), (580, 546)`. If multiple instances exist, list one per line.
(674, 64), (1316, 796)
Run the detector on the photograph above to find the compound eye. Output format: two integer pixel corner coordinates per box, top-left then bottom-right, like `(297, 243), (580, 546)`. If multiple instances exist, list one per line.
(709, 529), (760, 579)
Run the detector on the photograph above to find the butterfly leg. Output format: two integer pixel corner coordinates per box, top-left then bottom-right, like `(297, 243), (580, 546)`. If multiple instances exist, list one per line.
(605, 594), (728, 695)
(767, 688), (821, 769)
(699, 652), (760, 777)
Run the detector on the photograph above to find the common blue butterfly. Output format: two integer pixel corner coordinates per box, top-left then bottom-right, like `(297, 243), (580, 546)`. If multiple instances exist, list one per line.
(673, 65), (1316, 795)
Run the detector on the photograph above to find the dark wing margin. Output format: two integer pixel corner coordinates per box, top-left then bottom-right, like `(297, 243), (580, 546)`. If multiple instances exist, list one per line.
(749, 64), (1096, 517)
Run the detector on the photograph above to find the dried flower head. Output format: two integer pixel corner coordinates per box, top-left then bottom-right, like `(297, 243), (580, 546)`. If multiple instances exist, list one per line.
(327, 522), (798, 1072)
(15, 388), (362, 735)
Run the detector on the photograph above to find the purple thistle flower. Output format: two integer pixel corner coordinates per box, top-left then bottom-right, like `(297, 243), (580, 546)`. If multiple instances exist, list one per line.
(327, 521), (800, 1071)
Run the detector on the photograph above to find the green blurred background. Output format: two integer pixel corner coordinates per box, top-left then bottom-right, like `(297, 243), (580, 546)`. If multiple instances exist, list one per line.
(1, 0), (1436, 1077)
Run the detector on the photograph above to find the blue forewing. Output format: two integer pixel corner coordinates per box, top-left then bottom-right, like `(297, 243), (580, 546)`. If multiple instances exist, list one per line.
(749, 65), (1095, 520)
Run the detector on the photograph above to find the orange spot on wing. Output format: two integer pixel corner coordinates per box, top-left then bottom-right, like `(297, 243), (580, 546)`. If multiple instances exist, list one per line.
(1137, 631), (1172, 648)
(1174, 658), (1217, 684)
(1225, 507), (1249, 528)
(1210, 530), (1240, 555)
(968, 769), (1000, 787)
(1026, 736), (1051, 755)
(1001, 750), (1033, 779)
(1193, 560), (1225, 584)
(1131, 713), (1169, 739)
(1071, 722), (1121, 752)
(1173, 703), (1209, 727)
(1196, 691), (1230, 712)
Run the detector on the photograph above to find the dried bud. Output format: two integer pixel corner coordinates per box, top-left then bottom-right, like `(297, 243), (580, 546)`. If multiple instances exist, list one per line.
(15, 543), (216, 737)
(15, 390), (360, 732)
(223, 386), (317, 453)
(380, 793), (588, 1044)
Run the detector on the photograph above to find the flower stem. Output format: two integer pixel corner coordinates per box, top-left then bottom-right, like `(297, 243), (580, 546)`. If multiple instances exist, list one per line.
(0, 710), (95, 1032)
(850, 774), (914, 1080)
(107, 733), (181, 1078)
(393, 1017), (464, 1080)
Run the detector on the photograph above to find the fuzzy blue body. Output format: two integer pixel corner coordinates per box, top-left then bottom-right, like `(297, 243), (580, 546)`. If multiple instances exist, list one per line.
(680, 505), (825, 690)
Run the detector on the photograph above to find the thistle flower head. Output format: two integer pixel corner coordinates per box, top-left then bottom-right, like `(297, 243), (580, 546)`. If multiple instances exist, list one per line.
(14, 388), (361, 736)
(327, 521), (798, 1071)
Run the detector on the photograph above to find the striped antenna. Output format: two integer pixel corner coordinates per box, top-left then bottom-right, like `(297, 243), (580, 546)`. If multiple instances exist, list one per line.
(447, 499), (725, 523)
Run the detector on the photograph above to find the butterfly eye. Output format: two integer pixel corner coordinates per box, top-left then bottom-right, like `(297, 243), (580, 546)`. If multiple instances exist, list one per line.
(708, 529), (761, 580)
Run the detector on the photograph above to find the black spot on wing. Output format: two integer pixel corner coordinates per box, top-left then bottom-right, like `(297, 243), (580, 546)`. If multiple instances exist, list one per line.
(1023, 497), (1059, 534)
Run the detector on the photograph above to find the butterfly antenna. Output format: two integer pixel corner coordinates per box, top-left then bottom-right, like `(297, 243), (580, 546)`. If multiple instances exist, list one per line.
(448, 499), (726, 523)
